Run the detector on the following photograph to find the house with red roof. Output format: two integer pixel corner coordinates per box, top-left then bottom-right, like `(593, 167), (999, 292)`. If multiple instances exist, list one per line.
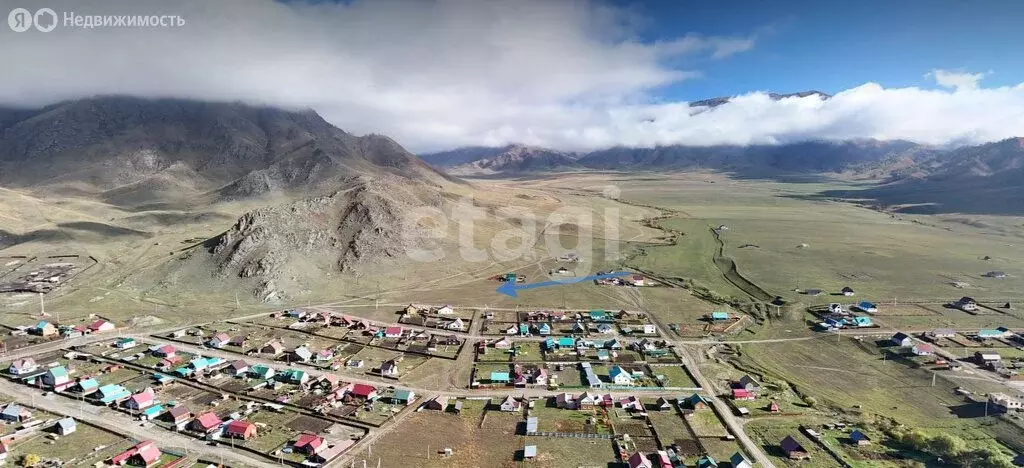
(732, 388), (755, 401)
(89, 320), (116, 333)
(206, 333), (231, 348)
(629, 452), (653, 468)
(384, 327), (403, 338)
(293, 433), (325, 455)
(190, 412), (222, 433)
(125, 391), (155, 411)
(349, 383), (377, 400)
(109, 440), (160, 466)
(152, 345), (176, 358)
(225, 420), (258, 439)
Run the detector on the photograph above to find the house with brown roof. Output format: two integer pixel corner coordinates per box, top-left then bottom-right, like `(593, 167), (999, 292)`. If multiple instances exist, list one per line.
(164, 406), (191, 428)
(424, 395), (450, 411)
(780, 435), (810, 460)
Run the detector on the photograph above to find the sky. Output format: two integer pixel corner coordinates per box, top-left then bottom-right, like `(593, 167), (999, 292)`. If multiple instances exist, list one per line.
(1, 0), (1023, 152)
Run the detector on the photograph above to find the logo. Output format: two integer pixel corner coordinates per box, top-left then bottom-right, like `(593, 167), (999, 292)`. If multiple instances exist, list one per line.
(8, 8), (31, 32)
(8, 7), (57, 32)
(33, 8), (56, 32)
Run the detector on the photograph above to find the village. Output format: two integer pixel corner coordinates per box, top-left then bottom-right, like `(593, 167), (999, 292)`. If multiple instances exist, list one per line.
(0, 294), (1019, 468)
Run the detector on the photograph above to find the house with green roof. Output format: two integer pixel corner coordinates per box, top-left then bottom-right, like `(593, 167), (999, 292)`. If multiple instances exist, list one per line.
(390, 389), (416, 405)
(141, 405), (165, 420)
(77, 378), (99, 393)
(519, 323), (530, 336)
(278, 368), (309, 384)
(589, 309), (608, 321)
(697, 455), (718, 468)
(557, 337), (575, 348)
(490, 372), (511, 384)
(97, 384), (131, 404)
(710, 312), (729, 321)
(249, 364), (275, 380)
(681, 394), (710, 410)
(115, 337), (137, 349)
(42, 366), (70, 388)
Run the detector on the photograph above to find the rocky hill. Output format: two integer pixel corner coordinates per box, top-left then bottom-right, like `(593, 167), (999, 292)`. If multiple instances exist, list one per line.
(0, 96), (452, 205)
(442, 144), (580, 174)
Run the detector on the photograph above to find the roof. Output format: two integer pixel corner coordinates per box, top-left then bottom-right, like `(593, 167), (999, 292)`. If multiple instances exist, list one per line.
(129, 391), (155, 406)
(913, 344), (935, 353)
(168, 406), (190, 419)
(0, 404), (24, 417)
(780, 435), (805, 453)
(295, 432), (325, 449)
(629, 452), (654, 468)
(79, 378), (99, 390)
(56, 417), (76, 430)
(35, 320), (52, 329)
(490, 371), (511, 381)
(350, 383), (377, 397)
(141, 405), (164, 417)
(892, 332), (910, 341)
(393, 389), (414, 400)
(226, 419), (256, 434)
(730, 452), (750, 467)
(609, 366), (630, 378)
(711, 311), (729, 319)
(526, 417), (538, 432)
(193, 412), (222, 430)
(524, 445), (537, 458)
(47, 366), (69, 378)
(384, 326), (402, 335)
(850, 429), (870, 442)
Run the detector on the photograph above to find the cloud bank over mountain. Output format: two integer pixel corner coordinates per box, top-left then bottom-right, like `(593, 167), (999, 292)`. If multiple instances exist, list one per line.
(1, 0), (1021, 152)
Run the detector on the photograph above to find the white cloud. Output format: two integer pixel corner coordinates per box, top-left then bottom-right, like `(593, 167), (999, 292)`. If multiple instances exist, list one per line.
(926, 69), (991, 91)
(0, 0), (1021, 153)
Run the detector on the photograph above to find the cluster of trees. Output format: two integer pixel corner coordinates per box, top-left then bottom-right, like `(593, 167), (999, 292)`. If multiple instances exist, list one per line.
(891, 429), (1014, 468)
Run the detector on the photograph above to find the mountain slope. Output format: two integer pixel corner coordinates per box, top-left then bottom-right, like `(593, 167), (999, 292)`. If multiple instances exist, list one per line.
(442, 144), (580, 174)
(688, 90), (831, 108)
(0, 96), (452, 204)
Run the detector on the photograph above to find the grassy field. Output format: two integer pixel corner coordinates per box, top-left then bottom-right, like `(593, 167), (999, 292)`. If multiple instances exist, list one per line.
(650, 364), (699, 388)
(746, 419), (843, 468)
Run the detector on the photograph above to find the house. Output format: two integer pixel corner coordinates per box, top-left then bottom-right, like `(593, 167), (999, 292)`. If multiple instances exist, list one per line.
(581, 363), (602, 388)
(891, 332), (912, 347)
(86, 319), (116, 332)
(0, 404), (31, 422)
(152, 345), (176, 358)
(957, 297), (979, 312)
(628, 452), (654, 468)
(732, 389), (755, 401)
(523, 445), (537, 460)
(736, 375), (760, 393)
(110, 440), (161, 467)
(8, 358), (38, 375)
(710, 312), (729, 321)
(768, 401), (780, 413)
(730, 452), (753, 468)
(140, 405), (165, 420)
(912, 344), (935, 356)
(505, 325), (518, 335)
(557, 337), (576, 349)
(841, 286), (855, 296)
(609, 366), (634, 386)
(115, 337), (137, 349)
(526, 416), (538, 434)
(619, 396), (644, 412)
(278, 368), (309, 384)
(444, 318), (465, 331)
(190, 412), (222, 433)
(555, 393), (577, 409)
(349, 383), (378, 400)
(97, 384), (131, 405)
(597, 349), (610, 361)
(850, 429), (871, 445)
(228, 360), (249, 376)
(494, 337), (514, 350)
(436, 305), (455, 315)
(630, 275), (647, 286)
(605, 339), (624, 350)
(976, 352), (1002, 363)
(519, 323), (531, 336)
(260, 340), (285, 355)
(589, 309), (608, 321)
(978, 328), (1010, 339)
(77, 377), (99, 394)
(490, 372), (511, 384)
(125, 391), (156, 411)
(538, 323), (552, 335)
(291, 346), (314, 362)
(53, 417), (77, 435)
(643, 324), (657, 334)
(380, 359), (400, 377)
(249, 364), (275, 380)
(0, 441), (7, 463)
(696, 456), (718, 468)
(499, 395), (522, 412)
(988, 393), (1023, 412)
(33, 320), (57, 337)
(596, 324), (613, 334)
(384, 326), (403, 338)
(858, 301), (878, 313)
(780, 435), (810, 460)
(315, 349), (335, 362)
(572, 321), (587, 333)
(165, 406), (192, 428)
(576, 392), (598, 410)
(655, 397), (672, 411)
(681, 393), (710, 410)
(424, 395), (449, 411)
(805, 289), (823, 296)
(42, 366), (70, 388)
(293, 433), (326, 455)
(852, 316), (873, 327)
(930, 328), (956, 339)
(225, 420), (258, 439)
(829, 303), (844, 314)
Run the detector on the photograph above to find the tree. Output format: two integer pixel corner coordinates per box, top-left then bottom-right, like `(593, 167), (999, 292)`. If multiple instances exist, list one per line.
(960, 447), (1015, 468)
(929, 433), (966, 458)
(803, 396), (817, 407)
(20, 454), (40, 467)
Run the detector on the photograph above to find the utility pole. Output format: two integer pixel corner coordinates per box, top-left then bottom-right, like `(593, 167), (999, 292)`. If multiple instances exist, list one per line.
(931, 372), (936, 387)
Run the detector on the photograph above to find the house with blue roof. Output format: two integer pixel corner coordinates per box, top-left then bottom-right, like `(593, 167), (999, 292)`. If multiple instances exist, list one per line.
(537, 323), (551, 335)
(853, 316), (873, 327)
(697, 456), (718, 468)
(557, 337), (575, 349)
(597, 349), (610, 361)
(858, 302), (878, 313)
(141, 405), (165, 420)
(115, 337), (137, 349)
(977, 328), (1008, 339)
(490, 372), (511, 384)
(542, 337), (556, 350)
(77, 378), (99, 394)
(608, 366), (633, 386)
(519, 323), (530, 336)
(589, 309), (607, 321)
(710, 312), (729, 321)
(97, 384), (131, 404)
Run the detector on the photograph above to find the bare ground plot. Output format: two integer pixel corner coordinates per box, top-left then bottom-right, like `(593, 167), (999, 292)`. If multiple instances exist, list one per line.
(647, 411), (692, 442)
(9, 423), (131, 467)
(746, 420), (842, 468)
(350, 401), (522, 468)
(525, 437), (618, 468)
(529, 405), (612, 434)
(685, 410), (729, 438)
